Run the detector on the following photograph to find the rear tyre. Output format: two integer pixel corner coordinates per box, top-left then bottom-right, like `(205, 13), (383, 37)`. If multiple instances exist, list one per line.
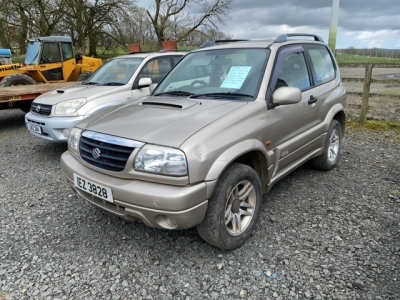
(77, 72), (92, 81)
(311, 119), (342, 170)
(197, 163), (263, 250)
(0, 74), (37, 87)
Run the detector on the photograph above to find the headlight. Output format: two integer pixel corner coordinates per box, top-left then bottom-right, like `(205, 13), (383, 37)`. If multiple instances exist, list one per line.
(134, 145), (188, 176)
(68, 127), (82, 153)
(54, 98), (86, 115)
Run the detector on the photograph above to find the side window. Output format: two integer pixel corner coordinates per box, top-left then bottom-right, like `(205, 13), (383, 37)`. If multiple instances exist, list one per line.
(41, 42), (61, 63)
(61, 43), (74, 61)
(138, 57), (172, 84)
(308, 46), (335, 85)
(172, 55), (183, 66)
(278, 52), (310, 91)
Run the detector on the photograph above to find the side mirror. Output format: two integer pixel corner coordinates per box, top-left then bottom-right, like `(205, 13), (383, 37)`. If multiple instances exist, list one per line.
(272, 87), (302, 105)
(138, 77), (152, 88)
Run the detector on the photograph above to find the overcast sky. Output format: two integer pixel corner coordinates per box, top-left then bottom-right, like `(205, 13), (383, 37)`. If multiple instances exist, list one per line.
(137, 0), (400, 49)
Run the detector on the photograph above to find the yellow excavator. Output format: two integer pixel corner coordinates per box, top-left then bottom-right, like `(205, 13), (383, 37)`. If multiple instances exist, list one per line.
(0, 36), (102, 87)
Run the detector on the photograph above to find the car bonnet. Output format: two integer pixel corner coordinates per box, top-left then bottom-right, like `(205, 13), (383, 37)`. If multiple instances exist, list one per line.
(33, 85), (127, 105)
(77, 96), (248, 148)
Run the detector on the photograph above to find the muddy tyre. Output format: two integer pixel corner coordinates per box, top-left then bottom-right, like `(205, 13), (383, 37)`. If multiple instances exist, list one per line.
(197, 163), (263, 250)
(0, 74), (37, 87)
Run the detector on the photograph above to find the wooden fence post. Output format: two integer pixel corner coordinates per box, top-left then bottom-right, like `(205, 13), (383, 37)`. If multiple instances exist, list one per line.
(360, 63), (374, 123)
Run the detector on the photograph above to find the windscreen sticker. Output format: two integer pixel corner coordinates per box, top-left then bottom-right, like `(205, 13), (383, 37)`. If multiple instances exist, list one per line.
(220, 66), (251, 89)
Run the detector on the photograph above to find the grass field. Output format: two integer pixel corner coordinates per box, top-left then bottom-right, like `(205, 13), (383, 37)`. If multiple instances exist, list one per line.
(336, 53), (400, 65)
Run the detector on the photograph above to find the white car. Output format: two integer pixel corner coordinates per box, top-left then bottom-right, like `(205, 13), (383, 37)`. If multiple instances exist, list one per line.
(25, 51), (184, 142)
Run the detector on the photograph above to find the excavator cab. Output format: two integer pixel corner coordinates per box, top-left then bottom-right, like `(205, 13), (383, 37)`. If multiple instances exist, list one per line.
(0, 36), (102, 87)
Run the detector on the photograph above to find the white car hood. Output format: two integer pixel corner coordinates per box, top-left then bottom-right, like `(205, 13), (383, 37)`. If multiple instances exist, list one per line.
(33, 84), (130, 105)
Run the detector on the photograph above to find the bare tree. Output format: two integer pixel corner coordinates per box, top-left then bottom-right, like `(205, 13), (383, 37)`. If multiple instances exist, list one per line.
(146, 0), (233, 49)
(115, 7), (157, 47)
(61, 0), (135, 56)
(29, 0), (66, 36)
(2, 0), (31, 54)
(0, 1), (13, 48)
(0, 0), (232, 56)
(183, 28), (232, 47)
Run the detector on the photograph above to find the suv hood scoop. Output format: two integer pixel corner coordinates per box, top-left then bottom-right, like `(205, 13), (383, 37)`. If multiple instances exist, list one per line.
(79, 96), (247, 147)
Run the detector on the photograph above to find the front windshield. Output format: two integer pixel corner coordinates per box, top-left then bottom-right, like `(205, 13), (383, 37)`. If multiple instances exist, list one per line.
(154, 48), (270, 100)
(83, 57), (143, 86)
(25, 41), (41, 65)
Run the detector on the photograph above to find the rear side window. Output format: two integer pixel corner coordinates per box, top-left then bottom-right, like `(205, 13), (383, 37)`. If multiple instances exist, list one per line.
(307, 45), (335, 85)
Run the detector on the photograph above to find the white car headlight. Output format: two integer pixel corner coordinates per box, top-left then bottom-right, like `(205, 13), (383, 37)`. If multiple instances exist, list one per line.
(68, 127), (82, 153)
(134, 145), (188, 176)
(54, 98), (86, 115)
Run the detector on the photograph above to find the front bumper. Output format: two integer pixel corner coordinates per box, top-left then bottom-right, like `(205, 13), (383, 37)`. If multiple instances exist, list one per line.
(60, 151), (210, 230)
(25, 112), (84, 142)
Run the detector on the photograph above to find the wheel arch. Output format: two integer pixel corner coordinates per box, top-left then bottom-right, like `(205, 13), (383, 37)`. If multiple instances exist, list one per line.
(204, 139), (270, 194)
(323, 103), (346, 133)
(333, 109), (346, 135)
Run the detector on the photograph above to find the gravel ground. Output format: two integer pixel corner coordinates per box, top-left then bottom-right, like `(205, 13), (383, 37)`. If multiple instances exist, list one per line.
(0, 109), (399, 300)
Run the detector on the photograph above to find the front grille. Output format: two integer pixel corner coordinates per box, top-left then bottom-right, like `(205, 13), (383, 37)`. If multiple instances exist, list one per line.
(79, 135), (135, 172)
(26, 118), (45, 126)
(31, 103), (52, 116)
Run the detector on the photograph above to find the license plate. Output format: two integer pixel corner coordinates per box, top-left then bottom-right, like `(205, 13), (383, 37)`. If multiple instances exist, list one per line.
(27, 124), (42, 134)
(73, 174), (113, 203)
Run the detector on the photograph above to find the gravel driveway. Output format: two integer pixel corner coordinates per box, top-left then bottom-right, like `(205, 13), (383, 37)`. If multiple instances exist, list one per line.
(0, 110), (399, 300)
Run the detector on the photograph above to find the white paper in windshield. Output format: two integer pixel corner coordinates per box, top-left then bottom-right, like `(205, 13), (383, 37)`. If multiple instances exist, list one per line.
(220, 66), (251, 89)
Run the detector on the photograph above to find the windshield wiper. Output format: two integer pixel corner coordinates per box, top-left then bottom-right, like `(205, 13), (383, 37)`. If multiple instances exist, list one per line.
(102, 82), (125, 86)
(154, 90), (194, 97)
(82, 81), (101, 85)
(190, 92), (253, 99)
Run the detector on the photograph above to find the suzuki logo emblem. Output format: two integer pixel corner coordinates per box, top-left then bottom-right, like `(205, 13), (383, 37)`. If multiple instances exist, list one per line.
(92, 148), (101, 159)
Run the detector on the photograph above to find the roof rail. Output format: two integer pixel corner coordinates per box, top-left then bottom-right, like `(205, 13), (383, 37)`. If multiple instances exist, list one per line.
(275, 33), (324, 43)
(199, 39), (248, 48)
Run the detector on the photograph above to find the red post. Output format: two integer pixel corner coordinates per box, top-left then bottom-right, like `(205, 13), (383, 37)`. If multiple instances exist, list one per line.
(161, 41), (178, 51)
(129, 43), (142, 54)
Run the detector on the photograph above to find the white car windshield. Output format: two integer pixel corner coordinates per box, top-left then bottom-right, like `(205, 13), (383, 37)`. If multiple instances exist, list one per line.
(83, 57), (143, 86)
(154, 48), (270, 100)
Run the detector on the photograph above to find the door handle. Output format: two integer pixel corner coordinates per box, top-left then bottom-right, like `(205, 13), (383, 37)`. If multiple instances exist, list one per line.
(308, 95), (318, 105)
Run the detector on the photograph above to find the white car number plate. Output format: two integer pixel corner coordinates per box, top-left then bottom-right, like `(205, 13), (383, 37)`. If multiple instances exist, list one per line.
(73, 174), (113, 203)
(27, 124), (42, 134)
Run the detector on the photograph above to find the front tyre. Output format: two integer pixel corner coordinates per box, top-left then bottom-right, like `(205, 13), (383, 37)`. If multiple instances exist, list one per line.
(197, 163), (263, 250)
(311, 119), (343, 170)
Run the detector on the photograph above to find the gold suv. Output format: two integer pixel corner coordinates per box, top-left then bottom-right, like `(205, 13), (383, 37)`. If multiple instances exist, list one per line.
(61, 34), (346, 249)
